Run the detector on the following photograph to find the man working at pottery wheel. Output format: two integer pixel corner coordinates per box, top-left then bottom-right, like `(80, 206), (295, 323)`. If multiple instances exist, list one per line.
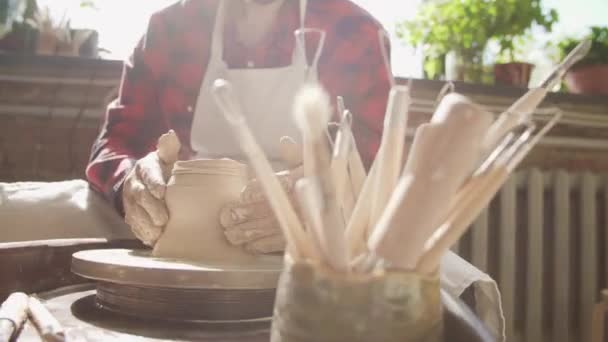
(83, 0), (504, 339)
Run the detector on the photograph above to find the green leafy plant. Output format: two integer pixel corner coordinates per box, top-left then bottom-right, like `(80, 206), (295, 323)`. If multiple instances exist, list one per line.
(398, 0), (558, 80)
(558, 26), (608, 69)
(0, 0), (27, 38)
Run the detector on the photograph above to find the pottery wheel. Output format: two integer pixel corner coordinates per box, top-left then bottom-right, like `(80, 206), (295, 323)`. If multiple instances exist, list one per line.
(71, 249), (283, 322)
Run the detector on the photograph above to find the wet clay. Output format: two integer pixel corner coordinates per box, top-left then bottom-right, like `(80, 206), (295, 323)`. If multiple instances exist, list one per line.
(153, 159), (268, 265)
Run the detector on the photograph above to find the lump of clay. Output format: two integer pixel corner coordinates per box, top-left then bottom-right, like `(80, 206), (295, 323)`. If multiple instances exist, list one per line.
(153, 158), (271, 265)
(157, 130), (181, 165)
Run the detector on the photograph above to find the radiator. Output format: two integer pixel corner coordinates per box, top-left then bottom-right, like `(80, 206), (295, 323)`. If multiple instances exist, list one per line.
(454, 168), (607, 342)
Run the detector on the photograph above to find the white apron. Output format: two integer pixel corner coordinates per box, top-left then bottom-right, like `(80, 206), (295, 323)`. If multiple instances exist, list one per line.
(190, 0), (317, 164)
(441, 251), (506, 341)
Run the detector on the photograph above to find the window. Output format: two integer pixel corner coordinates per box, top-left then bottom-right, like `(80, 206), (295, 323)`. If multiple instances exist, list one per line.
(39, 0), (608, 80)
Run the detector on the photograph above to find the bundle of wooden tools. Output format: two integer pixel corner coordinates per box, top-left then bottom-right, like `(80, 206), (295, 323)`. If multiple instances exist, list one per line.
(211, 35), (591, 341)
(0, 292), (66, 342)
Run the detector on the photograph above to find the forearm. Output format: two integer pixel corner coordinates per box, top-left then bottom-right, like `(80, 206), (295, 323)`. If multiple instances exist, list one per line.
(86, 145), (137, 215)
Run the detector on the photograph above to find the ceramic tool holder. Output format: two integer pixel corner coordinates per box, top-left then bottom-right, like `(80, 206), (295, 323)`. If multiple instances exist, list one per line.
(270, 257), (443, 342)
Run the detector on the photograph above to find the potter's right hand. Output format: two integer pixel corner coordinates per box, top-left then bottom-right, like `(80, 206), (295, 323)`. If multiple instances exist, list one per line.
(123, 130), (180, 246)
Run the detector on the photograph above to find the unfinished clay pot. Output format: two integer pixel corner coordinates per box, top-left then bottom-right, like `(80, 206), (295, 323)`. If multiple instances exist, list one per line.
(153, 158), (263, 265)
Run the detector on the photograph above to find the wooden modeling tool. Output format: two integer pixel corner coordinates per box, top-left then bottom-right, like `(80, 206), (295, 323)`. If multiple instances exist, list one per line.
(0, 292), (28, 342)
(294, 84), (349, 271)
(28, 295), (66, 342)
(483, 39), (591, 153)
(416, 111), (562, 275)
(366, 85), (410, 234)
(336, 96), (367, 199)
(331, 109), (356, 221)
(367, 93), (494, 270)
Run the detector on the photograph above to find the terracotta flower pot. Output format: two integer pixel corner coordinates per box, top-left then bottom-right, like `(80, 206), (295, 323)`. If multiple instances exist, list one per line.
(494, 62), (535, 88)
(564, 64), (608, 96)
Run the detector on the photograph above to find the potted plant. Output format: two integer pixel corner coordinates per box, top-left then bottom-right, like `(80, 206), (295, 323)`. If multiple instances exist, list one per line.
(0, 0), (36, 53)
(493, 35), (536, 88)
(0, 0), (98, 56)
(0, 0), (26, 38)
(492, 6), (557, 88)
(398, 0), (558, 84)
(559, 26), (608, 95)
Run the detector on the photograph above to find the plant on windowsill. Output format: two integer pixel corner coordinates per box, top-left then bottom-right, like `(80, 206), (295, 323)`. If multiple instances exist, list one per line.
(558, 26), (608, 96)
(0, 0), (36, 53)
(398, 0), (558, 85)
(0, 0), (26, 39)
(0, 0), (98, 56)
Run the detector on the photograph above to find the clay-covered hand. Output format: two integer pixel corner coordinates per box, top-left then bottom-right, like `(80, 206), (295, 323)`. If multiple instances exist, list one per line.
(123, 130), (181, 246)
(219, 136), (303, 254)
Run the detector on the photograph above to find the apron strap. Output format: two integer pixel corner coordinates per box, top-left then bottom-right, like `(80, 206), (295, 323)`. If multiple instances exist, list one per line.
(299, 0), (307, 29)
(209, 0), (226, 64)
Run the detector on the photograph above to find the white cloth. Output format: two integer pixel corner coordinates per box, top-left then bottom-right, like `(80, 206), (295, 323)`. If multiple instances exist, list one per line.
(441, 251), (506, 341)
(0, 180), (134, 242)
(191, 0), (316, 163)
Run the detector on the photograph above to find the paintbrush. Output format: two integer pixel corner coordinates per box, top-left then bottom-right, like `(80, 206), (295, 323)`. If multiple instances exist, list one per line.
(294, 83), (349, 271)
(211, 79), (313, 260)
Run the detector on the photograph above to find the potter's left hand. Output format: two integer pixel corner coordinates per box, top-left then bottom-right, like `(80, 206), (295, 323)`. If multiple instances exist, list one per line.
(219, 136), (303, 254)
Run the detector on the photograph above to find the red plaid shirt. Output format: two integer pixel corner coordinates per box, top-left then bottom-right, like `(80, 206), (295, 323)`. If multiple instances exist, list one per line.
(86, 0), (391, 212)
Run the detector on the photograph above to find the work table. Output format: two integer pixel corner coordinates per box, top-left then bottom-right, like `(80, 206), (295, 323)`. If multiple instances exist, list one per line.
(0, 53), (607, 182)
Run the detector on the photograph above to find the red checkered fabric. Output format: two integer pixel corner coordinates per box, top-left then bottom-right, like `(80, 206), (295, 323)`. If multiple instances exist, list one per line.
(86, 0), (391, 213)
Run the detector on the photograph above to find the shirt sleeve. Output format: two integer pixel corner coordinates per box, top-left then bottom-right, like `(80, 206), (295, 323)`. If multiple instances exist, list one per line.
(319, 15), (392, 169)
(86, 12), (170, 214)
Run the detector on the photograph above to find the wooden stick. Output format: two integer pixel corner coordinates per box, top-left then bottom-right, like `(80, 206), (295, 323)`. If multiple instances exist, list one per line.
(331, 110), (356, 222)
(335, 96), (366, 203)
(344, 161), (378, 259)
(295, 84), (349, 271)
(367, 86), (410, 233)
(0, 292), (28, 342)
(211, 79), (313, 260)
(28, 295), (66, 342)
(346, 130), (367, 198)
(294, 178), (325, 263)
(415, 166), (509, 274)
